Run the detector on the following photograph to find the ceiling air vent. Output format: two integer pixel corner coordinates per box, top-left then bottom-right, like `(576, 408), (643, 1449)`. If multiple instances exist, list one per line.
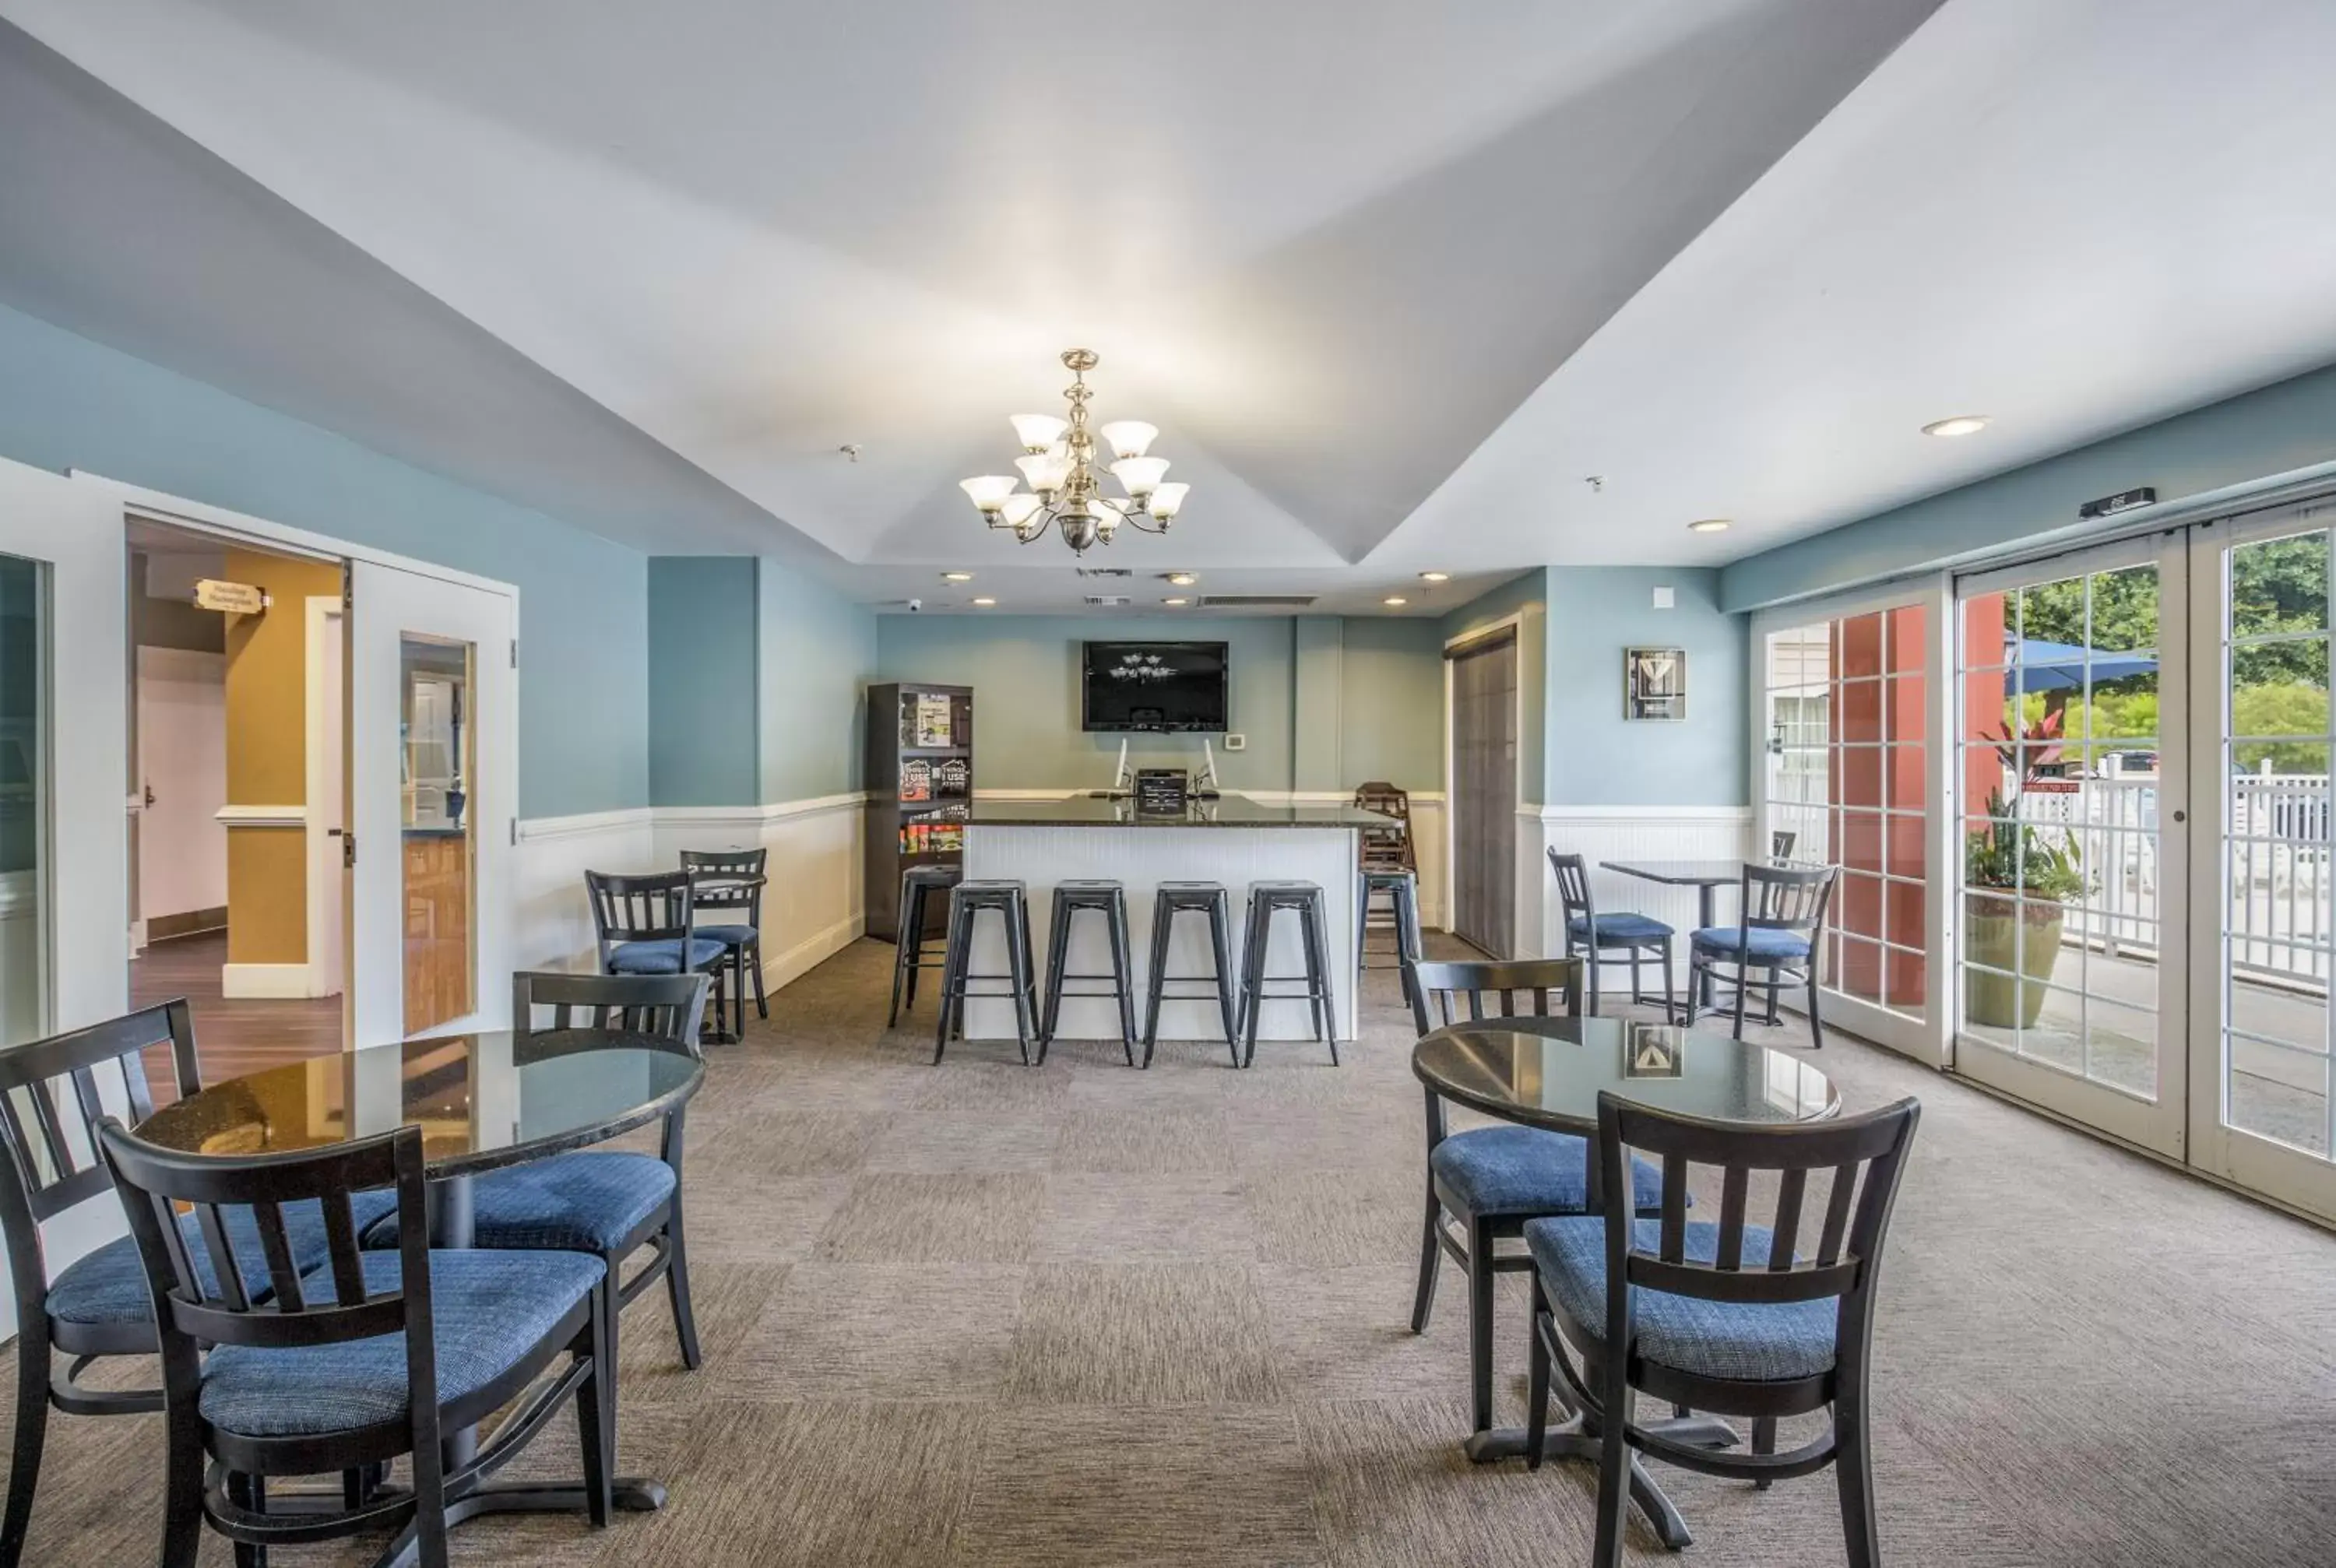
(1198, 594), (1318, 609)
(1083, 594), (1133, 607)
(1075, 567), (1134, 578)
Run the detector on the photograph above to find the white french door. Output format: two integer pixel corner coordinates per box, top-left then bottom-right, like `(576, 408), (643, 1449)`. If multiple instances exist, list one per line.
(347, 559), (515, 1046)
(1952, 533), (2191, 1158)
(2187, 500), (2336, 1221)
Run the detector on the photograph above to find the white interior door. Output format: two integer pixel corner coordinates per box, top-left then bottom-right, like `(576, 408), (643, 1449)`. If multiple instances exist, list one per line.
(1951, 533), (2191, 1159)
(2187, 498), (2336, 1222)
(347, 559), (515, 1046)
(0, 458), (127, 1335)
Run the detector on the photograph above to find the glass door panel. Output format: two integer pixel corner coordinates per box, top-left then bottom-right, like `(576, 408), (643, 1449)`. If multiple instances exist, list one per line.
(1758, 599), (1933, 1053)
(2190, 509), (2336, 1218)
(1953, 537), (2188, 1157)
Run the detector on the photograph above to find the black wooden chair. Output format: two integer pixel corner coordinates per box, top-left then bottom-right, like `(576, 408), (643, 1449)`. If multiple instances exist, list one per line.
(1525, 1092), (1922, 1568)
(1549, 850), (1676, 1017)
(1405, 958), (1669, 1443)
(0, 1002), (400, 1567)
(361, 972), (709, 1375)
(681, 849), (768, 1026)
(586, 869), (731, 1041)
(96, 1118), (616, 1568)
(1685, 862), (1838, 1049)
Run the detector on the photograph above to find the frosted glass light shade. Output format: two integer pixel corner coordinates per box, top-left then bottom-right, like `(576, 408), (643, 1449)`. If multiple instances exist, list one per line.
(998, 493), (1043, 527)
(1112, 457), (1169, 497)
(1010, 413), (1068, 452)
(1148, 481), (1189, 520)
(960, 475), (1018, 512)
(1016, 452), (1071, 492)
(1099, 420), (1158, 460)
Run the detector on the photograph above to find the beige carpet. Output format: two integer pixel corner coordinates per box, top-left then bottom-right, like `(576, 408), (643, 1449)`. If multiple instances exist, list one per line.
(11, 936), (2336, 1566)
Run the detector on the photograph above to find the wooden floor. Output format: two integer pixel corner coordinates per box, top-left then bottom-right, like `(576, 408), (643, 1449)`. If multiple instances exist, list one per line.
(126, 928), (343, 1102)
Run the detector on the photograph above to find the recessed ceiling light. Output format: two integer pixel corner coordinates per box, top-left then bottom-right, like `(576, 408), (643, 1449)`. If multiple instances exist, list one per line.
(1163, 596), (1190, 606)
(1923, 415), (1990, 438)
(1383, 596), (1409, 607)
(971, 596), (996, 606)
(940, 571), (974, 582)
(1687, 519), (1731, 534)
(1164, 571), (1198, 586)
(1419, 571), (1450, 582)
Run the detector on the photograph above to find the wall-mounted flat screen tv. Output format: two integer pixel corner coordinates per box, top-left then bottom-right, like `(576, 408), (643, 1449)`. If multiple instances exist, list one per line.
(1081, 642), (1229, 733)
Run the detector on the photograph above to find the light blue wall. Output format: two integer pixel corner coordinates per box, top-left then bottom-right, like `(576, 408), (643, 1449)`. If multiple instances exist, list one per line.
(1545, 567), (1747, 807)
(648, 558), (759, 807)
(761, 562), (878, 800)
(0, 301), (648, 817)
(871, 613), (1445, 793)
(1722, 362), (2336, 612)
(1441, 571), (1548, 803)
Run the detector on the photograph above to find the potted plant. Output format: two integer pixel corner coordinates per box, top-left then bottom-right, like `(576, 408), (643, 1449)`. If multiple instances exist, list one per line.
(1964, 786), (2088, 1028)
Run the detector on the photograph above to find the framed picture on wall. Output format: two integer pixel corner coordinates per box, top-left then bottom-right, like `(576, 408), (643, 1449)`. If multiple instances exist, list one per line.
(1624, 646), (1687, 721)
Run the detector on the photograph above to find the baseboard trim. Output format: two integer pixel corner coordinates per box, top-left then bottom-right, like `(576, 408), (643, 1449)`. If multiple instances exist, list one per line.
(146, 906), (228, 941)
(220, 962), (315, 1000)
(762, 912), (865, 991)
(515, 807), (655, 842)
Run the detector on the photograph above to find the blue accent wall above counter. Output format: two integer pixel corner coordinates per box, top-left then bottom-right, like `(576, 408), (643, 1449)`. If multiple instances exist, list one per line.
(761, 563), (878, 801)
(0, 301), (649, 818)
(649, 558), (759, 807)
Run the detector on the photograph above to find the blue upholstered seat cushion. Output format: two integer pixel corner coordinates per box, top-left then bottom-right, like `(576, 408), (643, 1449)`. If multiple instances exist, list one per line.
(608, 937), (727, 974)
(199, 1249), (604, 1439)
(1525, 1215), (1838, 1383)
(361, 1152), (675, 1255)
(46, 1190), (400, 1327)
(1689, 926), (1813, 963)
(1430, 1126), (1669, 1218)
(693, 923), (757, 947)
(1566, 912), (1674, 945)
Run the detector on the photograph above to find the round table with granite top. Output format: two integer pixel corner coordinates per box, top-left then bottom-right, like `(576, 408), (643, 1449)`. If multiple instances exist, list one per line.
(133, 1028), (704, 1551)
(1411, 1014), (1838, 1549)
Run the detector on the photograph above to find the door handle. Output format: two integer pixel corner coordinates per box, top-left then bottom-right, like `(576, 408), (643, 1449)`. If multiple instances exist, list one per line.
(142, 782), (156, 807)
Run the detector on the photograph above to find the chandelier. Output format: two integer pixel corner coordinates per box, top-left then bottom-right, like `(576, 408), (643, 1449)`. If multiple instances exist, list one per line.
(959, 349), (1187, 554)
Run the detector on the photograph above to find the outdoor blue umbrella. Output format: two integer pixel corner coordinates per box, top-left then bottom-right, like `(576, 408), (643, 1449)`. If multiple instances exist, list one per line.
(2010, 638), (2158, 693)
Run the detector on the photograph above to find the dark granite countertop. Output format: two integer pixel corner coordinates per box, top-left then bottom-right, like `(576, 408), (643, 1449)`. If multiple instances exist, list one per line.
(966, 796), (1392, 829)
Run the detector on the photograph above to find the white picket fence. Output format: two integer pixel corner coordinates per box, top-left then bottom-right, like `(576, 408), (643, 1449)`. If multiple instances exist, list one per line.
(2014, 766), (2331, 986)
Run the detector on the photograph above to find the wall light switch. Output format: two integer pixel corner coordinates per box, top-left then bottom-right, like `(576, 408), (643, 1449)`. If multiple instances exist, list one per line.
(1652, 585), (1676, 610)
(1223, 733), (1247, 751)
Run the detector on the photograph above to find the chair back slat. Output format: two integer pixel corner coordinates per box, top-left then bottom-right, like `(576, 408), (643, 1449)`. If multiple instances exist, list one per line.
(1408, 958), (1584, 1039)
(1596, 1092), (1921, 1323)
(681, 849), (767, 922)
(1715, 1166), (1749, 1271)
(1741, 863), (1836, 935)
(97, 1119), (427, 1359)
(585, 870), (699, 949)
(1768, 1167), (1807, 1270)
(1817, 1161), (1860, 1266)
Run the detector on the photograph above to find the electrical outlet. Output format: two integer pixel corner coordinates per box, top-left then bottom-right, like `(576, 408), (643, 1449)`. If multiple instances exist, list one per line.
(1223, 733), (1247, 751)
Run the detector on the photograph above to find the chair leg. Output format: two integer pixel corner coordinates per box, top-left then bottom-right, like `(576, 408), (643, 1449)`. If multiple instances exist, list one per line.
(229, 1473), (265, 1568)
(1409, 1183), (1444, 1334)
(1591, 1387), (1632, 1568)
(1659, 941), (1676, 1023)
(1040, 898), (1071, 1051)
(1239, 902), (1266, 1068)
(2, 1324), (49, 1568)
(1303, 895), (1337, 1063)
(577, 1283), (615, 1528)
(1628, 947), (1642, 1007)
(1141, 902), (1171, 1067)
(1466, 1216), (1496, 1435)
(1209, 897), (1240, 1063)
(1111, 898), (1138, 1067)
(1836, 1390), (1881, 1568)
(1807, 969), (1826, 1049)
(1752, 1415), (1777, 1490)
(1008, 902), (1039, 1066)
(664, 1200), (702, 1370)
(1525, 1281), (1551, 1470)
(748, 940), (768, 1019)
(1732, 958), (1750, 1040)
(933, 904), (968, 1064)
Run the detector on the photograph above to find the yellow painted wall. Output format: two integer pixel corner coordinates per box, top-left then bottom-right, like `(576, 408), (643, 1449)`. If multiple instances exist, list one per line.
(223, 550), (343, 966)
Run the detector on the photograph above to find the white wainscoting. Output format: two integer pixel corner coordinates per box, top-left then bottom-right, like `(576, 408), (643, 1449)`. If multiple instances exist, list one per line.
(514, 795), (868, 988)
(1525, 806), (1756, 958)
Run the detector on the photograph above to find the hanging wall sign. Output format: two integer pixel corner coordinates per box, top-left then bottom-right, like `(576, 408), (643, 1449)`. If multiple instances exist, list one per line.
(1624, 646), (1686, 721)
(192, 578), (270, 615)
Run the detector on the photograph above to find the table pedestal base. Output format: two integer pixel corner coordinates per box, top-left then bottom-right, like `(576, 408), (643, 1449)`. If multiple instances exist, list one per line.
(361, 1477), (667, 1568)
(1462, 1414), (1740, 1553)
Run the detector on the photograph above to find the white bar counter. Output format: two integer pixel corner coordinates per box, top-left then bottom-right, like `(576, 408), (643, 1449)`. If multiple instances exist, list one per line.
(956, 796), (1388, 1047)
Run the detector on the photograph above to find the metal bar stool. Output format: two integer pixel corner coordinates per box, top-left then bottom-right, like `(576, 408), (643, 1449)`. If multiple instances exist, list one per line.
(934, 879), (1039, 1064)
(1039, 880), (1138, 1067)
(1238, 880), (1337, 1068)
(888, 863), (962, 1027)
(1358, 867), (1425, 1007)
(1143, 881), (1240, 1068)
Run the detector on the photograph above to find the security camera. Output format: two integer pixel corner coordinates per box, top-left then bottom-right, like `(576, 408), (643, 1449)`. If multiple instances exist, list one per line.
(906, 597), (924, 613)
